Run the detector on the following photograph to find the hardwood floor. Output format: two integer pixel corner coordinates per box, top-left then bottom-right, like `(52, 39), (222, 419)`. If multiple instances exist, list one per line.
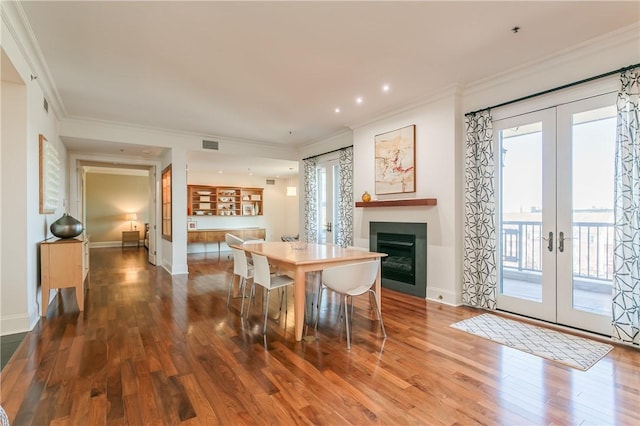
(1, 247), (638, 425)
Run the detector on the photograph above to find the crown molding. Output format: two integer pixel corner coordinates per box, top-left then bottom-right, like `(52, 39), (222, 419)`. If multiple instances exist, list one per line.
(297, 128), (353, 160)
(464, 22), (640, 100)
(60, 116), (298, 161)
(346, 85), (462, 131)
(2, 1), (66, 120)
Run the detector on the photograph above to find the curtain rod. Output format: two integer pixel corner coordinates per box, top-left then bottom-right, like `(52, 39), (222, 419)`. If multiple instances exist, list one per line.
(302, 145), (353, 161)
(465, 63), (639, 117)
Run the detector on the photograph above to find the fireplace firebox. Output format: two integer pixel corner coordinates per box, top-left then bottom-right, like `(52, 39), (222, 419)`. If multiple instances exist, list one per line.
(370, 222), (427, 297)
(378, 233), (415, 285)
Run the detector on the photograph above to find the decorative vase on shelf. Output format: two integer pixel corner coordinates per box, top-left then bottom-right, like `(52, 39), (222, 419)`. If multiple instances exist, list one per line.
(361, 191), (371, 202)
(50, 213), (84, 239)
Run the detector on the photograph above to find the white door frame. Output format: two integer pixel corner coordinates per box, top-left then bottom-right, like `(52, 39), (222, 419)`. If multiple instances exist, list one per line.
(69, 153), (161, 264)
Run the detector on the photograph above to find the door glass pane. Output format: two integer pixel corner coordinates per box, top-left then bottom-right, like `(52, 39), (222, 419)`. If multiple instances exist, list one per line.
(317, 167), (327, 244)
(499, 122), (543, 301)
(331, 164), (339, 245)
(570, 105), (616, 315)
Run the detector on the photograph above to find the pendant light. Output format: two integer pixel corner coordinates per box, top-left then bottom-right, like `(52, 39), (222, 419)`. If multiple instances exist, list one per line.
(286, 168), (297, 196)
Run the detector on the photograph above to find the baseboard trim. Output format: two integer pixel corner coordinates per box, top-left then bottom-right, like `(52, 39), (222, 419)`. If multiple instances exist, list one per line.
(426, 286), (461, 306)
(0, 313), (33, 336)
(90, 241), (143, 248)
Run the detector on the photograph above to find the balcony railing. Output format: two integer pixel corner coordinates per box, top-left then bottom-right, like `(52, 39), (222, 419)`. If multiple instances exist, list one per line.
(501, 220), (614, 282)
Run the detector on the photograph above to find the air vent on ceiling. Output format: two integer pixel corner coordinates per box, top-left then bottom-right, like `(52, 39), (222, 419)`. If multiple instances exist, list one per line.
(266, 179), (275, 185)
(202, 140), (219, 150)
(43, 97), (48, 113)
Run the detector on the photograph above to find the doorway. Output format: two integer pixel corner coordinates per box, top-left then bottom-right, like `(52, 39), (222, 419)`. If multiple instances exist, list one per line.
(78, 161), (158, 265)
(495, 92), (616, 335)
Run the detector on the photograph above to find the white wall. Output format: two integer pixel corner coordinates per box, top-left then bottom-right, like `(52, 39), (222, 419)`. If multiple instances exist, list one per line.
(85, 173), (150, 244)
(160, 148), (188, 275)
(1, 25), (68, 334)
(1, 63), (29, 333)
(351, 91), (462, 304)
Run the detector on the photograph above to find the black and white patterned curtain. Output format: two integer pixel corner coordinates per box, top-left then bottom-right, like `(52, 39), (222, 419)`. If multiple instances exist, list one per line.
(463, 110), (498, 309)
(303, 157), (318, 242)
(612, 67), (640, 346)
(336, 147), (354, 247)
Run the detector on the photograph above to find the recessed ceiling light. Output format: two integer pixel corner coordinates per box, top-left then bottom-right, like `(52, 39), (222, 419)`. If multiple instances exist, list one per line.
(356, 97), (363, 104)
(218, 170), (223, 174)
(335, 107), (341, 113)
(382, 84), (390, 92)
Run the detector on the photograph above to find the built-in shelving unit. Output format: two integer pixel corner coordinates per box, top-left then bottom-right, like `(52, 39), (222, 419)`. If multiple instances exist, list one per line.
(188, 185), (264, 216)
(355, 198), (437, 208)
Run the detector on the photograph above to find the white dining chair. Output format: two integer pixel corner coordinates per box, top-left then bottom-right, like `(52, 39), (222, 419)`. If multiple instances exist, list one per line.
(225, 232), (245, 284)
(246, 253), (295, 335)
(317, 260), (386, 350)
(225, 233), (245, 255)
(314, 246), (372, 326)
(243, 239), (265, 245)
(227, 247), (254, 316)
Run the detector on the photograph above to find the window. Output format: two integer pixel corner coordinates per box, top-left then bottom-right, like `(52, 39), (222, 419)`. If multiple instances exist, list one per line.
(161, 165), (172, 241)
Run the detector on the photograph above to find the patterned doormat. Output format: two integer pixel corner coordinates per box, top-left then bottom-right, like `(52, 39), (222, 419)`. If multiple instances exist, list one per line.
(451, 313), (613, 371)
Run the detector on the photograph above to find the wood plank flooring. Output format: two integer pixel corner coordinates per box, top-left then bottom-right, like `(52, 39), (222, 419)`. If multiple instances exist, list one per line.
(1, 247), (638, 425)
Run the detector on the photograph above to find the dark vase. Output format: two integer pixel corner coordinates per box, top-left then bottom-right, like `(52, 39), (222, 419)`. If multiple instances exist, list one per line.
(50, 213), (84, 239)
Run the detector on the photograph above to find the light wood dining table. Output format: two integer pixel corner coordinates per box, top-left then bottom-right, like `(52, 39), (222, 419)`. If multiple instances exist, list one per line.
(237, 241), (387, 341)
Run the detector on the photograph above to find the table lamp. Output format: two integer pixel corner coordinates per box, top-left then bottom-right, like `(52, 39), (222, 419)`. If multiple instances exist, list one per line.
(125, 213), (137, 230)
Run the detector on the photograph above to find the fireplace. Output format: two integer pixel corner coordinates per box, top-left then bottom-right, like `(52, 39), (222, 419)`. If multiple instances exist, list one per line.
(370, 222), (427, 297)
(378, 233), (415, 284)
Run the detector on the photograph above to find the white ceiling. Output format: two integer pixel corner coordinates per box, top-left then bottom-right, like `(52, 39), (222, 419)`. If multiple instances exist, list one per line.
(16, 1), (640, 175)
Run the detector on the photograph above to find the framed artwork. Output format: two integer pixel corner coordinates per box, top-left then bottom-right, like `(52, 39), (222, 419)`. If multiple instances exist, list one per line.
(39, 134), (60, 214)
(187, 221), (197, 230)
(375, 124), (416, 195)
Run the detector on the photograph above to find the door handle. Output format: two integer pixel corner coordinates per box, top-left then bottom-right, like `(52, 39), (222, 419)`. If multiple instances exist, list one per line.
(542, 231), (553, 252)
(324, 222), (332, 232)
(558, 231), (572, 253)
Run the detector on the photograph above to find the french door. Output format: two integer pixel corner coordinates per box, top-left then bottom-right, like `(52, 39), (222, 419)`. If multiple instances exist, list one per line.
(495, 92), (616, 335)
(316, 160), (338, 244)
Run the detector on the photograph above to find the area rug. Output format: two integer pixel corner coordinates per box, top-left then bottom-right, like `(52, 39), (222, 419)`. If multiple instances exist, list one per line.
(450, 313), (613, 371)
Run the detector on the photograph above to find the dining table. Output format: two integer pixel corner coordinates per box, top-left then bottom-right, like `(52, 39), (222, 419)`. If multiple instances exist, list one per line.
(237, 241), (387, 341)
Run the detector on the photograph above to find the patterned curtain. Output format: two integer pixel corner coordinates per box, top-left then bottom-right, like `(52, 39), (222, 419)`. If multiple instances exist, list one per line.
(336, 147), (354, 247)
(463, 110), (497, 309)
(612, 68), (640, 346)
(303, 157), (318, 242)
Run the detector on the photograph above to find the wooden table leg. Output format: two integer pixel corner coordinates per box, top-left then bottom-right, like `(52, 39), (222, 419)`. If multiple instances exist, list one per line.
(294, 267), (306, 341)
(41, 282), (50, 317)
(76, 282), (84, 311)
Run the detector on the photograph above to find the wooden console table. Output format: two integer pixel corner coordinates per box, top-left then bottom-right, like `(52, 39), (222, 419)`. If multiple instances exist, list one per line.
(40, 236), (90, 316)
(187, 227), (266, 256)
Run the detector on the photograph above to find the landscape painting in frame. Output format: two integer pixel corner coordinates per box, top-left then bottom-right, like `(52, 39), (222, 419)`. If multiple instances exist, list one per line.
(375, 124), (416, 195)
